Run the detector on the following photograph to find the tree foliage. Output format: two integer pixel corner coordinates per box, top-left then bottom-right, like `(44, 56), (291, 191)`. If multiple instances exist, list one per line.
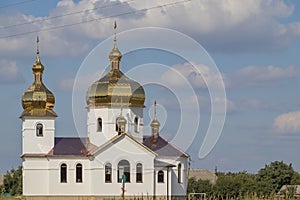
(0, 166), (22, 196)
(188, 161), (300, 199)
(257, 161), (295, 192)
(188, 177), (213, 195)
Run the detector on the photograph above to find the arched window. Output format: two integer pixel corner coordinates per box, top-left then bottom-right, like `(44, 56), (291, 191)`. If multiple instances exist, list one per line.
(118, 160), (130, 183)
(76, 163), (83, 183)
(134, 117), (139, 133)
(136, 163), (143, 183)
(178, 163), (182, 183)
(36, 123), (43, 136)
(105, 163), (112, 183)
(158, 170), (164, 183)
(97, 118), (102, 132)
(60, 163), (67, 183)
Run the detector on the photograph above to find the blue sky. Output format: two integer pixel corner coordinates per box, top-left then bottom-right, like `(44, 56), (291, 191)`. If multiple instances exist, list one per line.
(1, 0), (300, 173)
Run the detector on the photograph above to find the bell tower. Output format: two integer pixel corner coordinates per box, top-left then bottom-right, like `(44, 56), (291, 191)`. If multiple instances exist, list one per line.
(20, 37), (57, 155)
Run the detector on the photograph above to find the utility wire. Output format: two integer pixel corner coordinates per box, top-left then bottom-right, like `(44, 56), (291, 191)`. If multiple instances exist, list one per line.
(0, 0), (39, 9)
(0, 0), (192, 39)
(0, 0), (135, 30)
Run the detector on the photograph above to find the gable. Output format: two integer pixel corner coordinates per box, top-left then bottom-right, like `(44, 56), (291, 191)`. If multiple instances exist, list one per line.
(91, 133), (156, 158)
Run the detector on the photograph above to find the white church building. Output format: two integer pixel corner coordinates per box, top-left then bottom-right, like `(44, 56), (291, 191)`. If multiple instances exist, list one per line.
(20, 24), (189, 200)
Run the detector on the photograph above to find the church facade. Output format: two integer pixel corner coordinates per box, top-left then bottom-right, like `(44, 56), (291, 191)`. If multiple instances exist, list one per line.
(20, 25), (189, 200)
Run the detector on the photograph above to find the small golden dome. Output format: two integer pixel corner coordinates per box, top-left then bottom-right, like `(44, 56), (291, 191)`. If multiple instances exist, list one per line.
(109, 43), (122, 61)
(117, 114), (127, 126)
(86, 21), (145, 108)
(117, 112), (127, 132)
(151, 101), (160, 128)
(20, 37), (57, 118)
(151, 118), (160, 128)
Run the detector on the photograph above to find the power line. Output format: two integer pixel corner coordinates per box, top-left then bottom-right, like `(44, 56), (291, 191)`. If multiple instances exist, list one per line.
(0, 0), (135, 30)
(0, 0), (192, 39)
(0, 0), (39, 9)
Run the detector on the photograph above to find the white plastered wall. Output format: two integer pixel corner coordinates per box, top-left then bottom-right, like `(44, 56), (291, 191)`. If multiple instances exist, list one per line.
(87, 107), (144, 146)
(22, 117), (55, 154)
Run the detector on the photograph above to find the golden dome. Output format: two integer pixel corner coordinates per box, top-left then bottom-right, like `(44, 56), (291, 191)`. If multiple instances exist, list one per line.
(151, 118), (160, 128)
(86, 22), (145, 108)
(20, 38), (57, 118)
(86, 69), (145, 107)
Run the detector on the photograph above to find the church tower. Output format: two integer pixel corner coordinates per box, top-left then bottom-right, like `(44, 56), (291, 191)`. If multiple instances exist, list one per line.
(20, 37), (57, 155)
(86, 21), (145, 146)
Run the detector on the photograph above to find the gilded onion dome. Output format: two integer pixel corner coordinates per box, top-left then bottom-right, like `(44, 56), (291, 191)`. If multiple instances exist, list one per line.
(151, 101), (160, 130)
(86, 21), (145, 108)
(20, 37), (57, 118)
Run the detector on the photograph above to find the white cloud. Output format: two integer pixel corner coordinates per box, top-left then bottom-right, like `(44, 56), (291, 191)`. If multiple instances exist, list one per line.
(238, 98), (271, 110)
(161, 62), (227, 89)
(273, 111), (300, 133)
(58, 78), (75, 91)
(57, 69), (104, 91)
(228, 65), (298, 87)
(0, 60), (24, 84)
(213, 97), (237, 114)
(160, 63), (297, 90)
(0, 0), (299, 57)
(237, 65), (296, 81)
(158, 94), (236, 114)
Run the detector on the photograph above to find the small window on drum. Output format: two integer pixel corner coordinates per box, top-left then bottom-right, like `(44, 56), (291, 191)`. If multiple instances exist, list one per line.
(36, 123), (43, 136)
(97, 118), (102, 132)
(134, 117), (139, 133)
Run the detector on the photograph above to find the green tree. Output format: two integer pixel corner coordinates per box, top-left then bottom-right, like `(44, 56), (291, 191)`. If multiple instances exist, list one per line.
(291, 171), (300, 185)
(234, 172), (257, 197)
(257, 161), (295, 192)
(187, 177), (213, 195)
(213, 173), (240, 199)
(0, 166), (22, 196)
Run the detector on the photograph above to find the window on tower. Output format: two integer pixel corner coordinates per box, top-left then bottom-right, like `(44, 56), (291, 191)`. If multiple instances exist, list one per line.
(158, 170), (164, 183)
(118, 160), (130, 183)
(134, 117), (139, 133)
(136, 163), (143, 183)
(60, 163), (67, 183)
(97, 118), (102, 132)
(76, 163), (83, 183)
(36, 123), (43, 136)
(105, 163), (112, 183)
